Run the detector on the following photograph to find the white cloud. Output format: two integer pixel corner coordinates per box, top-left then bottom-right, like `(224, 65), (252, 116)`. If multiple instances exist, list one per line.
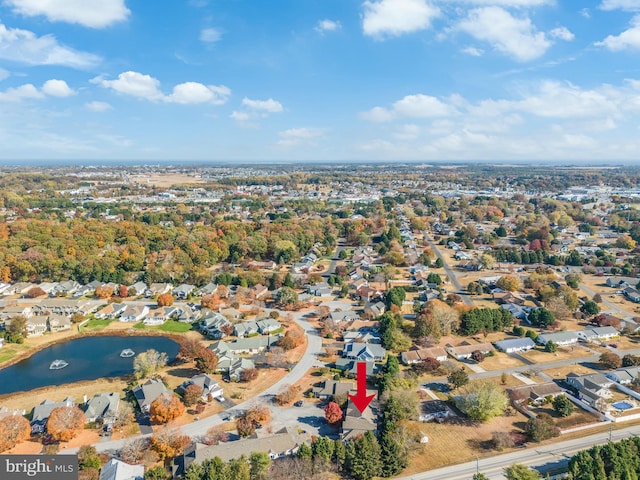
(457, 7), (551, 61)
(96, 71), (164, 100)
(361, 94), (456, 121)
(456, 0), (553, 5)
(595, 15), (640, 51)
(461, 46), (484, 56)
(580, 8), (591, 18)
(315, 19), (341, 34)
(230, 111), (251, 122)
(0, 68), (9, 81)
(362, 0), (440, 38)
(394, 124), (421, 140)
(6, 0), (130, 28)
(0, 22), (100, 68)
(277, 127), (325, 147)
(168, 82), (230, 105)
(95, 71), (230, 105)
(200, 28), (222, 44)
(85, 101), (112, 112)
(600, 0), (640, 11)
(0, 83), (43, 102)
(549, 26), (574, 41)
(242, 97), (283, 113)
(42, 79), (74, 97)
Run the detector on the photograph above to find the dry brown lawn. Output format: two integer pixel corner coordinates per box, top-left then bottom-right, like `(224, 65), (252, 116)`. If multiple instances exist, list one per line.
(475, 353), (525, 371)
(402, 412), (529, 475)
(521, 346), (588, 364)
(542, 364), (598, 380)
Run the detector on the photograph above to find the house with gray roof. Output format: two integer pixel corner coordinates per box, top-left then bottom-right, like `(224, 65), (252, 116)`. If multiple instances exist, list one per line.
(343, 329), (381, 344)
(119, 305), (150, 323)
(445, 342), (494, 360)
(173, 284), (196, 300)
(401, 347), (448, 364)
(606, 366), (640, 385)
(256, 318), (282, 334)
(566, 372), (614, 409)
(179, 374), (223, 402)
(578, 326), (619, 343)
(312, 380), (355, 399)
(132, 379), (171, 413)
(343, 342), (386, 362)
(494, 337), (536, 353)
(99, 458), (144, 480)
(200, 312), (231, 338)
(234, 321), (259, 338)
(228, 335), (282, 354)
(128, 282), (148, 296)
(31, 397), (75, 434)
(47, 314), (71, 333)
(342, 393), (377, 441)
(509, 382), (564, 405)
(84, 392), (120, 424)
(536, 331), (580, 346)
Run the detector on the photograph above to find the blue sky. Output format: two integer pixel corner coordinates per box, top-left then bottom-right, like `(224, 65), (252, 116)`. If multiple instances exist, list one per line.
(1, 0), (640, 163)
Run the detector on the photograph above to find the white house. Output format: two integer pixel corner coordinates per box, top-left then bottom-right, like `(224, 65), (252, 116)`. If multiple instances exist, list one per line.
(494, 337), (536, 353)
(536, 331), (580, 346)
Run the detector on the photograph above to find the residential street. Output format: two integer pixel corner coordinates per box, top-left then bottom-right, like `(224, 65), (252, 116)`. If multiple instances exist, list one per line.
(423, 233), (474, 306)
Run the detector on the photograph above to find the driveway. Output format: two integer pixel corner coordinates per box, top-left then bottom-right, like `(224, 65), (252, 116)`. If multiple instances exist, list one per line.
(423, 233), (474, 306)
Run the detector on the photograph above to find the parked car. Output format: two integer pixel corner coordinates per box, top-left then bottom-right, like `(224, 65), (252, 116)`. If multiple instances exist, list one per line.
(216, 396), (226, 402)
(294, 400), (304, 407)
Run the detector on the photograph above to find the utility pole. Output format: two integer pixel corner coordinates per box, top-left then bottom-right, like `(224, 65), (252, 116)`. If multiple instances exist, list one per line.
(609, 423), (613, 442)
(476, 456), (479, 474)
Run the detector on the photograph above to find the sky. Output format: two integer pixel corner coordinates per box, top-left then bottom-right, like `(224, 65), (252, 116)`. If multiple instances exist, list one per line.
(1, 0), (640, 163)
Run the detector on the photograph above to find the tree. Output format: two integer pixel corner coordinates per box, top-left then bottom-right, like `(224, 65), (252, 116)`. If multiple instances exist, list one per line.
(4, 315), (27, 343)
(599, 352), (622, 370)
(479, 253), (496, 270)
(581, 300), (600, 318)
(179, 337), (204, 361)
(435, 257), (444, 268)
(201, 425), (229, 445)
(545, 341), (558, 353)
(529, 308), (555, 328)
(239, 368), (259, 382)
(448, 368), (469, 390)
(134, 349), (168, 379)
(525, 413), (559, 442)
(0, 415), (30, 452)
(249, 451), (271, 480)
(504, 464), (540, 480)
(471, 350), (485, 363)
(200, 293), (222, 310)
(552, 395), (574, 417)
(157, 293), (174, 307)
(473, 474), (491, 480)
(119, 438), (148, 464)
(47, 406), (85, 442)
(78, 445), (101, 471)
(623, 354), (640, 367)
(278, 328), (305, 351)
(275, 287), (298, 307)
(565, 273), (581, 290)
(324, 401), (343, 424)
(345, 431), (382, 480)
(194, 348), (218, 374)
(427, 272), (442, 285)
(266, 346), (287, 368)
(119, 285), (129, 298)
(497, 275), (521, 292)
(144, 466), (169, 480)
(149, 429), (190, 461)
(26, 286), (46, 298)
(182, 384), (203, 407)
(386, 287), (406, 307)
(149, 395), (185, 424)
(455, 381), (508, 422)
(274, 385), (299, 406)
(95, 285), (114, 299)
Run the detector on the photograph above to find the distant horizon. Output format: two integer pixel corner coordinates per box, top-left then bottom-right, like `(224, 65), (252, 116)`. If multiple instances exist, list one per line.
(2, 1), (640, 162)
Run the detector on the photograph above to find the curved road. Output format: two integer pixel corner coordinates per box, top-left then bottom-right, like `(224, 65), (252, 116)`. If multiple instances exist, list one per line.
(69, 310), (324, 453)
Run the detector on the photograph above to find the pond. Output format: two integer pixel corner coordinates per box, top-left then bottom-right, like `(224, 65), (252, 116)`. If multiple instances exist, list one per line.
(0, 335), (179, 396)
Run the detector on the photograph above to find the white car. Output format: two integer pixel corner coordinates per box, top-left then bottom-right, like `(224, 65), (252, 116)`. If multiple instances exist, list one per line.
(216, 396), (226, 402)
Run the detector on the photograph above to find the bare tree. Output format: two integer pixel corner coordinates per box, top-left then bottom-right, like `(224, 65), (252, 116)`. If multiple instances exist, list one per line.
(266, 346), (287, 368)
(119, 438), (149, 464)
(133, 349), (168, 379)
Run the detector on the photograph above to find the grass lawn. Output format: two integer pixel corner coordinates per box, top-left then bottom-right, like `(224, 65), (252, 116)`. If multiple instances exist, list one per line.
(0, 343), (30, 364)
(132, 320), (193, 333)
(82, 318), (113, 331)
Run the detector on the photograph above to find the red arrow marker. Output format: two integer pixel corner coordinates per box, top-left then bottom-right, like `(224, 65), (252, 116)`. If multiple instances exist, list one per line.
(348, 362), (376, 414)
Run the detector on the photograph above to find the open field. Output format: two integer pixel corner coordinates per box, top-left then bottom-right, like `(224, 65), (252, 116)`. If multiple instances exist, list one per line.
(543, 364), (598, 380)
(478, 353), (526, 371)
(128, 173), (205, 187)
(521, 346), (590, 364)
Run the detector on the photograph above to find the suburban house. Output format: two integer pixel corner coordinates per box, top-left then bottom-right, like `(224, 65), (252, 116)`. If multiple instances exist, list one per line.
(312, 380), (355, 399)
(26, 316), (48, 337)
(33, 299), (94, 316)
(330, 310), (360, 324)
(234, 321), (259, 337)
(501, 303), (532, 322)
(606, 366), (640, 385)
(419, 400), (454, 422)
(343, 329), (381, 344)
(53, 280), (81, 297)
(178, 374), (224, 402)
(342, 394), (378, 441)
(31, 398), (75, 434)
(132, 379), (171, 413)
(334, 359), (378, 377)
(445, 342), (494, 361)
(146, 283), (173, 297)
(536, 331), (580, 347)
(173, 428), (309, 477)
(173, 284), (196, 300)
(606, 277), (638, 288)
(95, 303), (127, 319)
(144, 308), (168, 325)
(577, 326), (619, 343)
(493, 291), (525, 306)
(47, 314), (71, 333)
(251, 284), (269, 299)
(195, 282), (218, 297)
(119, 305), (150, 323)
(363, 301), (386, 318)
(128, 282), (148, 296)
(309, 282), (332, 298)
(509, 383), (565, 405)
(208, 341), (256, 381)
(99, 458), (144, 480)
(0, 305), (33, 320)
(256, 318), (282, 334)
(227, 335), (282, 354)
(566, 373), (614, 409)
(343, 343), (386, 362)
(624, 287), (640, 303)
(200, 312), (231, 339)
(84, 392), (120, 424)
(494, 337), (536, 353)
(400, 347), (448, 365)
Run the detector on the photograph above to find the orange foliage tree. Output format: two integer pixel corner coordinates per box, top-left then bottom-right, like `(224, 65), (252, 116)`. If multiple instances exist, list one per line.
(149, 429), (190, 462)
(182, 384), (203, 407)
(0, 415), (30, 452)
(278, 328), (305, 351)
(178, 337), (204, 361)
(157, 293), (174, 307)
(149, 395), (185, 424)
(47, 406), (86, 442)
(195, 349), (218, 374)
(94, 285), (114, 299)
(200, 294), (222, 310)
(324, 401), (343, 425)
